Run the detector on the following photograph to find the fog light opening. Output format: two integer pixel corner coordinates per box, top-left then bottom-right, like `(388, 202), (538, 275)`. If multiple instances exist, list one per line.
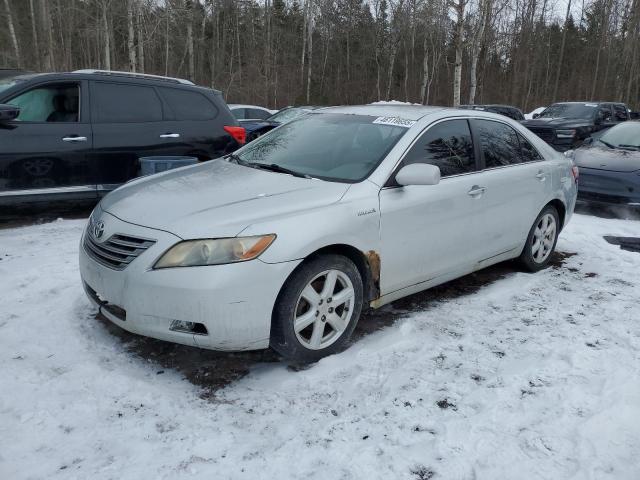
(170, 320), (209, 336)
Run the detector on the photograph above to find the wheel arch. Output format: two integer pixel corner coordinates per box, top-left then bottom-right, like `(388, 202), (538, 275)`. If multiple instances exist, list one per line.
(546, 198), (566, 230)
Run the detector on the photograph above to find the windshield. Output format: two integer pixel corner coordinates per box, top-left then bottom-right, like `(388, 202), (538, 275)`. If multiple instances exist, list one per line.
(267, 107), (311, 124)
(539, 103), (597, 119)
(599, 122), (640, 150)
(234, 113), (409, 182)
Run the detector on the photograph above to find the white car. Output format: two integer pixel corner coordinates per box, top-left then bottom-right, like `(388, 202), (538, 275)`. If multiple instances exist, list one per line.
(79, 105), (578, 362)
(228, 104), (277, 121)
(525, 107), (546, 120)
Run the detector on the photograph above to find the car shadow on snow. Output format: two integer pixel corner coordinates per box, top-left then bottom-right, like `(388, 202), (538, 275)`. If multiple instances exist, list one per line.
(95, 251), (575, 399)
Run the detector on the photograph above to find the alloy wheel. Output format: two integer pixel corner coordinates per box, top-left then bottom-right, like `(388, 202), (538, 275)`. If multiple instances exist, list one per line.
(532, 213), (556, 263)
(293, 269), (355, 350)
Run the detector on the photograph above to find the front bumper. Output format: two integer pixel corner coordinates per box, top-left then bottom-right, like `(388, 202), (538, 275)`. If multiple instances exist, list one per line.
(577, 168), (640, 206)
(79, 210), (301, 351)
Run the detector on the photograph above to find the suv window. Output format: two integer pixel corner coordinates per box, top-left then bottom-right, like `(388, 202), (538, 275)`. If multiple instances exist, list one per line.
(159, 87), (218, 121)
(596, 105), (613, 122)
(8, 83), (80, 122)
(402, 119), (475, 177)
(613, 104), (629, 121)
(518, 133), (543, 162)
(93, 82), (162, 123)
(475, 119), (522, 168)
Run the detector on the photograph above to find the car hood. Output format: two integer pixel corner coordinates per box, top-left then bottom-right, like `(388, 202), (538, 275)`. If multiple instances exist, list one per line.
(100, 159), (350, 238)
(574, 145), (640, 173)
(521, 117), (592, 128)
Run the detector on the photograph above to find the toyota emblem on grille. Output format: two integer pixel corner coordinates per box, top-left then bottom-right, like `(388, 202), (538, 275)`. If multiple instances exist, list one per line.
(93, 220), (105, 239)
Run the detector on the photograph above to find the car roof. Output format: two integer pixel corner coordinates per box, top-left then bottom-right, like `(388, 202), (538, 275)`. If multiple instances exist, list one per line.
(228, 104), (271, 109)
(6, 71), (221, 94)
(319, 104), (445, 121)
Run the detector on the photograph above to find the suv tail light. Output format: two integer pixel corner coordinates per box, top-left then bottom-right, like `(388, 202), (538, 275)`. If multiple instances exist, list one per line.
(224, 126), (246, 145)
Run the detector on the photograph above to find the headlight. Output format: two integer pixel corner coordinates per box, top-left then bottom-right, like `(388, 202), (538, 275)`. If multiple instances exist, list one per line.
(556, 129), (576, 138)
(154, 234), (276, 269)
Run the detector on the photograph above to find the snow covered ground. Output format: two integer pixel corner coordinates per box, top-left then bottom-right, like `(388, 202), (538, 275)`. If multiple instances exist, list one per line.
(1, 212), (640, 479)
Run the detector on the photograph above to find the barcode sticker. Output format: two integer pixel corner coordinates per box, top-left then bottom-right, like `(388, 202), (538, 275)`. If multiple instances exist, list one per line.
(372, 116), (416, 128)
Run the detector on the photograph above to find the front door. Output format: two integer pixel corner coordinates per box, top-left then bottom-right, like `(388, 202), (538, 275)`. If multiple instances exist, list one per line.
(0, 81), (94, 196)
(378, 118), (485, 295)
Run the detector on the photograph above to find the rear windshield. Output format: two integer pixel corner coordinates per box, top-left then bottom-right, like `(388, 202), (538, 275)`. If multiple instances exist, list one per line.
(234, 113), (409, 182)
(539, 103), (597, 120)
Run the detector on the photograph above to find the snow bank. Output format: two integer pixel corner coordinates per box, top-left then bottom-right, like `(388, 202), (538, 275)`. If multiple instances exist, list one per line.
(1, 214), (640, 479)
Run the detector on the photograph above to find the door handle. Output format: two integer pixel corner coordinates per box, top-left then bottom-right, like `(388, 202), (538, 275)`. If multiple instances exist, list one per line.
(467, 185), (487, 197)
(159, 133), (180, 138)
(62, 136), (87, 142)
(535, 171), (546, 181)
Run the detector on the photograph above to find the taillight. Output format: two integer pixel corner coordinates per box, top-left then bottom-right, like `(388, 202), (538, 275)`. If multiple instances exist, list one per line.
(571, 164), (579, 183)
(224, 126), (246, 145)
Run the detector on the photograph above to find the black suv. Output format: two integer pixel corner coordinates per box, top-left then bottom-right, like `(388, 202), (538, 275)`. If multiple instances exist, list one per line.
(458, 104), (525, 121)
(0, 70), (244, 206)
(520, 101), (630, 151)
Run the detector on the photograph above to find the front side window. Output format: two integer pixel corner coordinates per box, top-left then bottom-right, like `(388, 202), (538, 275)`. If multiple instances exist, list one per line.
(7, 84), (79, 122)
(475, 119), (522, 168)
(93, 82), (162, 123)
(401, 119), (475, 177)
(613, 104), (629, 121)
(159, 87), (218, 121)
(235, 113), (407, 182)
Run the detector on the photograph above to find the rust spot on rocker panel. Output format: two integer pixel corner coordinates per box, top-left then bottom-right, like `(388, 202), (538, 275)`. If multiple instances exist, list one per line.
(364, 250), (381, 303)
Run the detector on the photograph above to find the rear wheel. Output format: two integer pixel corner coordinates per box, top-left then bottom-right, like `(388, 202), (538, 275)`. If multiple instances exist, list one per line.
(270, 255), (363, 363)
(519, 205), (560, 271)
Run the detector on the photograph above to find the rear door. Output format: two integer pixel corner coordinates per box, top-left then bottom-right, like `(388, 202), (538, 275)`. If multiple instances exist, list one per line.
(156, 86), (238, 160)
(89, 81), (167, 189)
(0, 80), (94, 198)
(469, 118), (551, 260)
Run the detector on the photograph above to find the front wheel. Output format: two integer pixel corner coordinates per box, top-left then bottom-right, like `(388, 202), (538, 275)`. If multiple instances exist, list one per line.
(519, 205), (560, 271)
(270, 254), (364, 363)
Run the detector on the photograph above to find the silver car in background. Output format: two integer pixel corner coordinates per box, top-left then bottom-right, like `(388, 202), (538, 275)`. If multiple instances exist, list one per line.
(79, 105), (577, 362)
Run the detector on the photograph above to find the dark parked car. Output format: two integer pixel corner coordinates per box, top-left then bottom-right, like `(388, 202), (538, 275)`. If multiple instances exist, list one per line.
(240, 106), (318, 142)
(570, 121), (640, 206)
(0, 69), (244, 206)
(521, 101), (630, 151)
(458, 104), (525, 121)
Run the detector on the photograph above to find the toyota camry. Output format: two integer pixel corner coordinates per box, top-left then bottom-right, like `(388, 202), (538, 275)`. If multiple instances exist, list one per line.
(80, 105), (577, 362)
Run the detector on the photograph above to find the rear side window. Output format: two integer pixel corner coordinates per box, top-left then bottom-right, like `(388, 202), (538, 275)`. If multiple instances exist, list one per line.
(247, 108), (270, 120)
(474, 119), (522, 168)
(93, 82), (162, 123)
(231, 108), (245, 120)
(159, 87), (218, 121)
(518, 133), (543, 162)
(402, 119), (475, 177)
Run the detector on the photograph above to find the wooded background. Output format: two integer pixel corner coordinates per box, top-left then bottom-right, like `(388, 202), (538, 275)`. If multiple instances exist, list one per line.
(1, 0), (639, 111)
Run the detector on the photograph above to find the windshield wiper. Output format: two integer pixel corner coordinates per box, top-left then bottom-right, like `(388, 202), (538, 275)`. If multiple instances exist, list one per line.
(226, 153), (246, 165)
(598, 139), (615, 149)
(618, 144), (640, 151)
(247, 163), (311, 179)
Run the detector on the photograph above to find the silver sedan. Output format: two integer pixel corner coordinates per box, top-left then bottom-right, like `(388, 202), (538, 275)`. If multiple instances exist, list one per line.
(79, 105), (577, 362)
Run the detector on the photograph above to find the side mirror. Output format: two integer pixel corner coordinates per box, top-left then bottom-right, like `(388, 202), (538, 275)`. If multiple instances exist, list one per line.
(395, 163), (441, 186)
(533, 113), (540, 119)
(0, 104), (20, 123)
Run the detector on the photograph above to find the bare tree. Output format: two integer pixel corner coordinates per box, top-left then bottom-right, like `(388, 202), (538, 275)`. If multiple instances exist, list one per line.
(451, 0), (467, 106)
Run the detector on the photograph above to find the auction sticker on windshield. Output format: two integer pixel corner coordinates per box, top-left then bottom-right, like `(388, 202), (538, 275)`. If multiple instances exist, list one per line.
(373, 116), (416, 128)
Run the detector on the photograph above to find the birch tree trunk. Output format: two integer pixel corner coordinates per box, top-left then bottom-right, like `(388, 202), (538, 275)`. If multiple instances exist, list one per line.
(300, 0), (308, 87)
(468, 0), (489, 104)
(186, 1), (195, 81)
(306, 0), (314, 103)
(420, 34), (429, 104)
(452, 0), (466, 106)
(127, 0), (137, 72)
(552, 0), (571, 102)
(137, 4), (145, 73)
(4, 0), (22, 68)
(101, 1), (111, 70)
(29, 0), (40, 70)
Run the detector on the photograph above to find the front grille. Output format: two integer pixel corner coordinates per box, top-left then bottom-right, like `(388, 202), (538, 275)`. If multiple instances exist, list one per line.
(528, 127), (555, 142)
(84, 232), (156, 270)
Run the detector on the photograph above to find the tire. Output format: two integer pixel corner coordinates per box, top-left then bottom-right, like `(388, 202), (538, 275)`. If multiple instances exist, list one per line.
(519, 205), (560, 272)
(270, 254), (364, 363)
